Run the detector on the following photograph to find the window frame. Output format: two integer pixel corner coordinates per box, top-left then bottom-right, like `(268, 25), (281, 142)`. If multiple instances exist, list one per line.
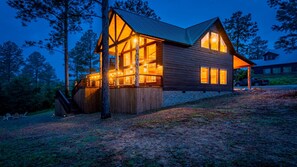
(219, 69), (227, 85)
(200, 31), (228, 53)
(210, 68), (219, 84)
(200, 66), (209, 84)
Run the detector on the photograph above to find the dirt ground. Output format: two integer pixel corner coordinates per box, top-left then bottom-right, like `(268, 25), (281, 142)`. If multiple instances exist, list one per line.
(0, 88), (297, 166)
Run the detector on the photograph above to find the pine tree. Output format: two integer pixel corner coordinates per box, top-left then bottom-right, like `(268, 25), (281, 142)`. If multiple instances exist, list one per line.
(248, 36), (268, 60)
(69, 29), (98, 81)
(0, 41), (24, 82)
(268, 0), (297, 52)
(22, 52), (46, 87)
(224, 11), (258, 56)
(113, 0), (160, 20)
(7, 0), (97, 97)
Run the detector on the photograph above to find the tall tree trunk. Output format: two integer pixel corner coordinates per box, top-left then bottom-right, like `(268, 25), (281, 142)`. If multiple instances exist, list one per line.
(64, 1), (69, 97)
(89, 57), (92, 74)
(236, 35), (239, 53)
(101, 0), (111, 119)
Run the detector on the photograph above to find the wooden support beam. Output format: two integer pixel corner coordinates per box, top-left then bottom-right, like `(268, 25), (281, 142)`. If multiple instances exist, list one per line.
(115, 45), (119, 87)
(248, 66), (251, 90)
(135, 34), (140, 87)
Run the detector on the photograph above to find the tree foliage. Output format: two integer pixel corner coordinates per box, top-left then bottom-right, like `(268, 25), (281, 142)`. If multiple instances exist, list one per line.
(224, 11), (258, 55)
(248, 36), (268, 60)
(69, 29), (98, 81)
(0, 41), (60, 115)
(23, 52), (57, 86)
(7, 0), (98, 96)
(113, 0), (160, 20)
(268, 0), (297, 52)
(0, 41), (24, 82)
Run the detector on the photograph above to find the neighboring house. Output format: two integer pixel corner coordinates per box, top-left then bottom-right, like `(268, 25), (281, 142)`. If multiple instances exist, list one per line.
(252, 50), (297, 74)
(62, 8), (254, 114)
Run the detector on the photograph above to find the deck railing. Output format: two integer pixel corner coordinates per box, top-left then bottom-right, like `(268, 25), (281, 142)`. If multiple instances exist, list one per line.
(71, 74), (163, 96)
(72, 79), (87, 96)
(109, 74), (163, 88)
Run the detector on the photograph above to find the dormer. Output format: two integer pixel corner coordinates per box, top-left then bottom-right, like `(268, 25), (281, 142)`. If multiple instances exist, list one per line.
(263, 52), (279, 61)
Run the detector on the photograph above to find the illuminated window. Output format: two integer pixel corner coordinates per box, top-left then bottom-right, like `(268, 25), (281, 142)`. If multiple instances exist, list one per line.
(201, 67), (209, 84)
(201, 32), (209, 49)
(220, 36), (227, 53)
(139, 37), (145, 46)
(147, 38), (155, 43)
(147, 44), (156, 62)
(148, 63), (156, 73)
(124, 69), (132, 85)
(116, 15), (125, 40)
(132, 50), (135, 65)
(147, 76), (156, 83)
(139, 66), (145, 83)
(201, 32), (227, 53)
(220, 69), (227, 85)
(210, 68), (218, 84)
(211, 32), (219, 51)
(140, 48), (144, 62)
(108, 15), (115, 42)
(124, 53), (130, 66)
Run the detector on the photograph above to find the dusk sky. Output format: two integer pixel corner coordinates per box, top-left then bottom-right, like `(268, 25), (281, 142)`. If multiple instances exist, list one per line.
(0, 0), (283, 80)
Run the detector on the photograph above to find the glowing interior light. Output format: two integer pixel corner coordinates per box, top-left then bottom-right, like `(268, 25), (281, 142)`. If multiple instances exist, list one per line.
(211, 37), (217, 42)
(133, 38), (138, 43)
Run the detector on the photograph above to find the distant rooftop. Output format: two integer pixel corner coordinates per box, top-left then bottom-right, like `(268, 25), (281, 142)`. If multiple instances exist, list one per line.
(253, 49), (297, 67)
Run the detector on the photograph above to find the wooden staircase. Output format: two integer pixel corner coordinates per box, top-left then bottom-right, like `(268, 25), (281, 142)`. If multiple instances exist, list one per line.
(55, 90), (81, 116)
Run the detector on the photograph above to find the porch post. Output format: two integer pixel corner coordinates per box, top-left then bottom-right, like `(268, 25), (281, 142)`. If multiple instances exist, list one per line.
(100, 53), (102, 87)
(135, 35), (140, 87)
(247, 66), (251, 90)
(115, 45), (119, 87)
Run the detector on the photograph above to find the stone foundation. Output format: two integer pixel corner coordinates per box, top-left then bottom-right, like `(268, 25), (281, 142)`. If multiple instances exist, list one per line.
(162, 91), (232, 107)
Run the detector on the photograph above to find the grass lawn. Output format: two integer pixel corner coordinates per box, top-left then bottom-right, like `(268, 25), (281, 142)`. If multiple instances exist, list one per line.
(0, 88), (297, 166)
(254, 73), (297, 85)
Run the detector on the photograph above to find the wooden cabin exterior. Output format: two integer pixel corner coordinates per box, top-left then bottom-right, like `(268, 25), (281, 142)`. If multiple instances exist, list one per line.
(65, 8), (254, 114)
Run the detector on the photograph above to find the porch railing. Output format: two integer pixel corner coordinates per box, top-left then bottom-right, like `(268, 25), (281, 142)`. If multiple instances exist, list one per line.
(72, 74), (163, 96)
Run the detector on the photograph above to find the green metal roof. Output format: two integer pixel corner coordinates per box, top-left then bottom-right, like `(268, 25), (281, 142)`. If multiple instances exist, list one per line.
(113, 8), (219, 46)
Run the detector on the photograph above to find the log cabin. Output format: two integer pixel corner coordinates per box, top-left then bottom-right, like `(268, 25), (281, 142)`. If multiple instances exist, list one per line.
(57, 8), (254, 115)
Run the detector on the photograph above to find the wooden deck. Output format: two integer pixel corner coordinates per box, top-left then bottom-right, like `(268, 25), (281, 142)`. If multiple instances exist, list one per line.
(73, 87), (163, 114)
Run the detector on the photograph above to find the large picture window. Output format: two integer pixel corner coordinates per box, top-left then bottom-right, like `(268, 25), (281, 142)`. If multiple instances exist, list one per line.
(200, 67), (209, 84)
(124, 53), (130, 66)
